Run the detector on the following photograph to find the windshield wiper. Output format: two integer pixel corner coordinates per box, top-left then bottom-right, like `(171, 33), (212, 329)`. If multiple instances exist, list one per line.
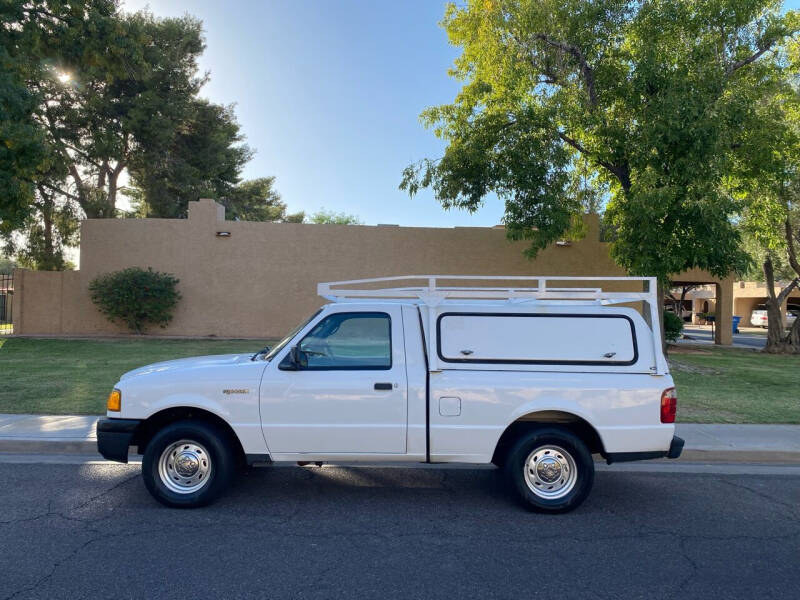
(251, 346), (271, 361)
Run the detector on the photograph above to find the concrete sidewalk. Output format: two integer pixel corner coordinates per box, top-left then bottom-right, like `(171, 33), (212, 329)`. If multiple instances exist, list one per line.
(0, 414), (99, 454)
(1, 414), (799, 463)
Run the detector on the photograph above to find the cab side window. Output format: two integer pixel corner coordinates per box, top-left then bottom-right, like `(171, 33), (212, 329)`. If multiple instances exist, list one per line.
(298, 312), (391, 370)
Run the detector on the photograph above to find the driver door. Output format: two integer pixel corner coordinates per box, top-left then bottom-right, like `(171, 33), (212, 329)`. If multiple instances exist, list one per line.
(260, 307), (408, 454)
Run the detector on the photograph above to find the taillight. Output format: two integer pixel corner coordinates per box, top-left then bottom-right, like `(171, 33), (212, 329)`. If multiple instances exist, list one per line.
(661, 387), (677, 423)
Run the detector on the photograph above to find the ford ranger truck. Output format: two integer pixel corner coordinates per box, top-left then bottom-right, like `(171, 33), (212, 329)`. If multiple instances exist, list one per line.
(97, 275), (683, 513)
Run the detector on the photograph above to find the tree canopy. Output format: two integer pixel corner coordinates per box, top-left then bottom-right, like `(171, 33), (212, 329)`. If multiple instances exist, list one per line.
(128, 100), (252, 219)
(402, 0), (799, 281)
(307, 209), (363, 225)
(220, 177), (305, 223)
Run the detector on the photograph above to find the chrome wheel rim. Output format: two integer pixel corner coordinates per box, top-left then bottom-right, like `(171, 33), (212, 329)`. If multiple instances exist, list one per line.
(523, 445), (578, 500)
(158, 439), (212, 494)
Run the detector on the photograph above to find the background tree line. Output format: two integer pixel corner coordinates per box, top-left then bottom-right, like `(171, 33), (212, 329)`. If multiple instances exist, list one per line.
(0, 1), (359, 272)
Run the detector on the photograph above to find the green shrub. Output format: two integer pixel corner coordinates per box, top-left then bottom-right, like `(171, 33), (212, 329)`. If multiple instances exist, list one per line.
(89, 267), (181, 334)
(664, 310), (684, 343)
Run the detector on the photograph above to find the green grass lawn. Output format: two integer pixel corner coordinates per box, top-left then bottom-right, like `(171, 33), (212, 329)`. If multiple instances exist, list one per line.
(669, 346), (800, 424)
(1, 338), (798, 422)
(0, 337), (267, 414)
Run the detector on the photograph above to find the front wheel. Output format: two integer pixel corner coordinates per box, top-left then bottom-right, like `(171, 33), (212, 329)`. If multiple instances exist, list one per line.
(504, 426), (594, 513)
(142, 420), (235, 508)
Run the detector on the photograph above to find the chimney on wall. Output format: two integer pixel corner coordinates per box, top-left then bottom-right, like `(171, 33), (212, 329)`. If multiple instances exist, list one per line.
(188, 198), (226, 222)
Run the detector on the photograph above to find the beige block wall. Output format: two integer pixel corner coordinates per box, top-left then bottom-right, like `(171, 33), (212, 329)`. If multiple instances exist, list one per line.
(13, 199), (731, 339)
(735, 297), (764, 321)
(12, 269), (116, 335)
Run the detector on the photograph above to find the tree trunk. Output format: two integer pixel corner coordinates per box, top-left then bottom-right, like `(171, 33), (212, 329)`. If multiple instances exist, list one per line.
(762, 256), (800, 354)
(764, 299), (786, 353)
(785, 316), (800, 353)
(678, 285), (696, 321)
(35, 186), (59, 271)
(42, 200), (54, 268)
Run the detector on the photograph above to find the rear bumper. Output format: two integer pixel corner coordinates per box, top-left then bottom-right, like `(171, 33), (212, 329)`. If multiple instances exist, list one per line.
(605, 435), (684, 464)
(667, 434), (685, 459)
(97, 418), (140, 463)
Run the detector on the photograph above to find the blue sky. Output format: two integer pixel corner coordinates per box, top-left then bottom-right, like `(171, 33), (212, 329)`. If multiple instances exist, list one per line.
(121, 0), (800, 227)
(121, 0), (492, 227)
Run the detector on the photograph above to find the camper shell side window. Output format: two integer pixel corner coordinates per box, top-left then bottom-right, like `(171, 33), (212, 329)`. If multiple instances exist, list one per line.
(436, 312), (638, 366)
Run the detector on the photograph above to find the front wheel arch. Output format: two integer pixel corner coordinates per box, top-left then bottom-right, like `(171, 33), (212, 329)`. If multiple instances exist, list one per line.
(132, 407), (246, 468)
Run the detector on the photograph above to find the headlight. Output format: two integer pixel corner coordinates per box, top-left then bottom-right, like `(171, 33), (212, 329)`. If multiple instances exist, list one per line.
(107, 389), (121, 412)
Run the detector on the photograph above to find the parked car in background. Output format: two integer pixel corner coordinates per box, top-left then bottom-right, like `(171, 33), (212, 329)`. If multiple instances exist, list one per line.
(750, 304), (799, 328)
(751, 305), (769, 328)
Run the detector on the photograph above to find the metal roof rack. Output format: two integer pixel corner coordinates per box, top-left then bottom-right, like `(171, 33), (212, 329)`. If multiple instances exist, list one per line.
(318, 275), (667, 375)
(318, 275), (656, 306)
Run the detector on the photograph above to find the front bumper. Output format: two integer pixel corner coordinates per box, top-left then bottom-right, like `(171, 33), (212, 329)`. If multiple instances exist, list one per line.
(97, 418), (141, 463)
(606, 435), (684, 464)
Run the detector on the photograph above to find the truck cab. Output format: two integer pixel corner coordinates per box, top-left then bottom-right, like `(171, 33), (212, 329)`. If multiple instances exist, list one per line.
(98, 275), (683, 513)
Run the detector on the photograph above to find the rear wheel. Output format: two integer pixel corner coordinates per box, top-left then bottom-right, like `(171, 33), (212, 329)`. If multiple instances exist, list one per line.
(142, 420), (235, 508)
(504, 426), (594, 513)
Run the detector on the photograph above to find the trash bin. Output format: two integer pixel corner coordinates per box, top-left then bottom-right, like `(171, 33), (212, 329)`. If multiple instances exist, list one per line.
(732, 316), (741, 334)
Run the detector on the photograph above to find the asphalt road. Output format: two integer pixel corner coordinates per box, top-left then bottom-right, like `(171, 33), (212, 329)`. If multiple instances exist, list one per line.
(682, 326), (767, 349)
(1, 462), (798, 600)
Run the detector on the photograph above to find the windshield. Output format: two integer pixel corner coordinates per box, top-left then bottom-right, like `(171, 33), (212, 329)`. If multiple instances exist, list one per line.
(261, 309), (322, 361)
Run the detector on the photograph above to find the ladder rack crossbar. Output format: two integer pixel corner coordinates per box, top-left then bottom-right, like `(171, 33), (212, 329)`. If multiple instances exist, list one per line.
(318, 275), (656, 305)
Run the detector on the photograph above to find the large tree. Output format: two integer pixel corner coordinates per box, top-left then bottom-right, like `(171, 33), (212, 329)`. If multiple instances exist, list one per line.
(127, 100), (252, 219)
(30, 7), (207, 219)
(1, 1), (207, 267)
(0, 1), (58, 233)
(2, 1), (284, 268)
(402, 0), (798, 283)
(737, 44), (800, 353)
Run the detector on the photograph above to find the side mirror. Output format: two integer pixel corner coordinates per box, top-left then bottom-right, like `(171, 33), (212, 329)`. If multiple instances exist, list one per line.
(279, 346), (307, 371)
(294, 346), (308, 369)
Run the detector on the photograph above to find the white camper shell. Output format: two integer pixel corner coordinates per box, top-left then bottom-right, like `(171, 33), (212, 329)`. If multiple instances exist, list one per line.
(98, 275), (683, 513)
(318, 275), (668, 375)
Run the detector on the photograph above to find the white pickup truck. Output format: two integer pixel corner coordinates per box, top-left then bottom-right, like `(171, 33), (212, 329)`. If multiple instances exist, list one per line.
(98, 276), (683, 513)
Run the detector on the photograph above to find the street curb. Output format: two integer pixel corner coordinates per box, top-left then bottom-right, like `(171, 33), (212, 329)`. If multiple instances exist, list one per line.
(679, 449), (800, 464)
(0, 439), (99, 455)
(1, 439), (799, 465)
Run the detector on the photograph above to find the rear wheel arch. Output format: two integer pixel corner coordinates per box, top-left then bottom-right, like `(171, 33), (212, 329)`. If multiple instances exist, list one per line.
(491, 411), (605, 468)
(133, 407), (246, 467)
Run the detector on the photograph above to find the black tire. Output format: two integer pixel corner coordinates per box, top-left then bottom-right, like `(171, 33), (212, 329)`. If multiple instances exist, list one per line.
(142, 420), (236, 508)
(504, 426), (594, 513)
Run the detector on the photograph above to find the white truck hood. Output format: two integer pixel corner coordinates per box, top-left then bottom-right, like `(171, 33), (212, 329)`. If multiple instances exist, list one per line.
(119, 353), (254, 380)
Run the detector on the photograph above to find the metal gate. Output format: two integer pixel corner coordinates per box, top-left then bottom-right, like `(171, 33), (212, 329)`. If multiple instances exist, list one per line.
(0, 273), (12, 334)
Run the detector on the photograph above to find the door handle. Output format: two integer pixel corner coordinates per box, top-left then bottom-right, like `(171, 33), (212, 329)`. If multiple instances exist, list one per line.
(374, 383), (393, 390)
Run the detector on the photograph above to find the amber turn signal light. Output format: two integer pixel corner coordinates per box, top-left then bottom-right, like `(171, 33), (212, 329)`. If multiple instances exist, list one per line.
(107, 389), (121, 412)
